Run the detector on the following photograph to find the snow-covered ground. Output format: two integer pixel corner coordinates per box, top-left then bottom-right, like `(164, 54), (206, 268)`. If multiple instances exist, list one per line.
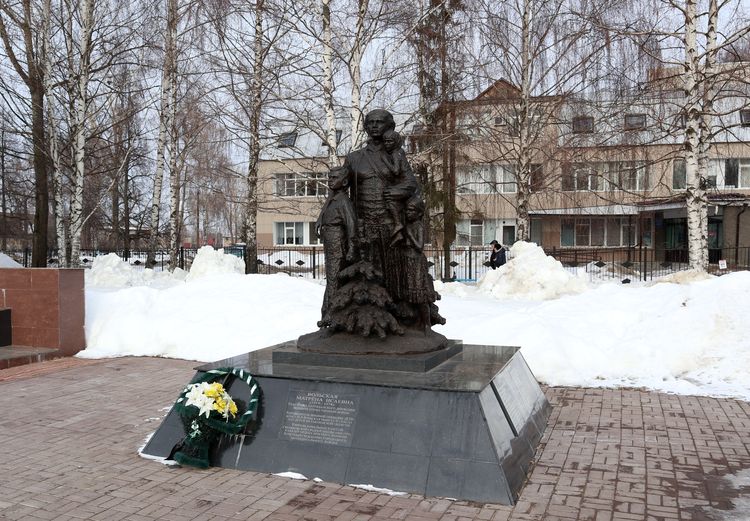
(74, 243), (750, 401)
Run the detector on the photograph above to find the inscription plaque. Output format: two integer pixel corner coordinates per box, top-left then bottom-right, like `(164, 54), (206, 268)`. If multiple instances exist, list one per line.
(279, 389), (359, 446)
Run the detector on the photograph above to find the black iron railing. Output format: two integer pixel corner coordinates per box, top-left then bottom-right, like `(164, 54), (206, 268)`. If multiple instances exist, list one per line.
(5, 245), (750, 283)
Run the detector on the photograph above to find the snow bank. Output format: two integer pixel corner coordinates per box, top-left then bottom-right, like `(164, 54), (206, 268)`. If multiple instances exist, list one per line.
(85, 253), (182, 289)
(81, 273), (323, 361)
(86, 247), (244, 289)
(79, 243), (750, 402)
(0, 252), (22, 268)
(650, 268), (714, 285)
(186, 246), (245, 281)
(477, 242), (589, 300)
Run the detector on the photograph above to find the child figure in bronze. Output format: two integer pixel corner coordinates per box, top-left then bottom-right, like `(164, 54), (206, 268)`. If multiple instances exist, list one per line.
(315, 166), (357, 328)
(382, 130), (410, 246)
(402, 196), (442, 332)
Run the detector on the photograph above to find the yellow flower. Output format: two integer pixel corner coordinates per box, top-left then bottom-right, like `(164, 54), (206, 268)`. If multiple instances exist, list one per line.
(229, 400), (238, 416)
(205, 383), (225, 398)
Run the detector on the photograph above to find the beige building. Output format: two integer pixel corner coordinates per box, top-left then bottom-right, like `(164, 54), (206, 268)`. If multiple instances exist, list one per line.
(256, 78), (750, 266)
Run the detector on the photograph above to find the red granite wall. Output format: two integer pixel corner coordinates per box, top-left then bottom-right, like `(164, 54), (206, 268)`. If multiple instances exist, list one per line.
(0, 269), (85, 356)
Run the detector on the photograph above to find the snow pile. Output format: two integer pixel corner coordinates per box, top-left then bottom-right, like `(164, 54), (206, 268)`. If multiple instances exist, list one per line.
(186, 246), (245, 281)
(86, 253), (149, 288)
(433, 280), (474, 298)
(650, 268), (714, 285)
(80, 247), (750, 401)
(81, 273), (324, 361)
(85, 253), (183, 289)
(436, 271), (750, 399)
(477, 241), (589, 300)
(0, 252), (22, 268)
(86, 247), (246, 289)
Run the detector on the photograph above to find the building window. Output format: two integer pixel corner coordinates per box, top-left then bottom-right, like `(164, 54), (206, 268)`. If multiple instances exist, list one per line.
(673, 159), (686, 189)
(456, 164), (516, 194)
(740, 159), (750, 188)
(572, 116), (594, 134)
(740, 109), (750, 127)
(498, 165), (517, 193)
(278, 132), (298, 148)
(624, 113), (646, 130)
(274, 172), (328, 197)
(672, 159), (722, 189)
(570, 164), (601, 191)
(560, 217), (640, 247)
(275, 222), (304, 245)
(502, 225), (516, 245)
(530, 219), (543, 245)
(457, 165), (491, 194)
(640, 217), (652, 247)
(529, 164), (543, 192)
(565, 162), (647, 192)
(617, 162), (648, 191)
(470, 219), (484, 246)
(734, 159), (750, 188)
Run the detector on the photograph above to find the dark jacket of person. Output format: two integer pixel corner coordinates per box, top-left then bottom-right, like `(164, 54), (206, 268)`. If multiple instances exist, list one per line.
(490, 245), (506, 269)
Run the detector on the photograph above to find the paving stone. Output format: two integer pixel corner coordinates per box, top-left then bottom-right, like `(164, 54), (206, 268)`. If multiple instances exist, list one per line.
(3, 357), (750, 520)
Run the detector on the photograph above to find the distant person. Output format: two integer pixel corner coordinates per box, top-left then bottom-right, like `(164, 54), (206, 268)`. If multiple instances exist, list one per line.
(489, 240), (506, 269)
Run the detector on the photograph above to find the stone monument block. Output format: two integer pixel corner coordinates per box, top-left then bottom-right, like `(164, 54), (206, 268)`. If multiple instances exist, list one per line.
(142, 342), (550, 504)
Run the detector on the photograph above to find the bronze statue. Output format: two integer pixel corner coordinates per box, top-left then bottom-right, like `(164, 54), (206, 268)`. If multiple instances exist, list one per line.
(315, 166), (357, 328)
(299, 109), (446, 354)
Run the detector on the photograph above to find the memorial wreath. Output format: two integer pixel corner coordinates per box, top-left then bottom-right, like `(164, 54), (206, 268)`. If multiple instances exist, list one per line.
(170, 367), (260, 468)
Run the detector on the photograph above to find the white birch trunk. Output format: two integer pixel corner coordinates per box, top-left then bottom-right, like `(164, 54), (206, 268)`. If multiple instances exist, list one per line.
(696, 0), (719, 269)
(244, 0), (264, 274)
(683, 0), (707, 271)
(68, 0), (95, 268)
(322, 0), (337, 167)
(168, 48), (180, 271)
(515, 0), (534, 242)
(349, 0), (368, 149)
(147, 0), (177, 268)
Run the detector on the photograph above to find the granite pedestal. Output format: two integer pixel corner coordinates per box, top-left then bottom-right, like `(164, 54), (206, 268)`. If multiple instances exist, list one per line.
(142, 341), (550, 505)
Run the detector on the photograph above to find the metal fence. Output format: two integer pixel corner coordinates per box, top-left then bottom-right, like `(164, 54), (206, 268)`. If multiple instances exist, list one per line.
(6, 245), (750, 283)
(545, 246), (750, 282)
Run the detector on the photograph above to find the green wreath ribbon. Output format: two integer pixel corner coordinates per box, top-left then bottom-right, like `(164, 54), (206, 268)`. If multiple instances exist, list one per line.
(170, 367), (260, 468)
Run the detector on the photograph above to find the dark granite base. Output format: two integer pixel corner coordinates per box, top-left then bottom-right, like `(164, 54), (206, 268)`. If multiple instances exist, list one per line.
(273, 340), (463, 372)
(0, 309), (10, 347)
(297, 328), (449, 355)
(142, 342), (551, 505)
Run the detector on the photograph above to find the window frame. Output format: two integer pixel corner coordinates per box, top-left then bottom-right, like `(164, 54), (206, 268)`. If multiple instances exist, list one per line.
(278, 131), (298, 148)
(273, 172), (328, 198)
(572, 116), (594, 134)
(740, 109), (750, 127)
(739, 159), (750, 188)
(470, 219), (484, 246)
(624, 113), (646, 131)
(275, 221), (305, 245)
(560, 217), (643, 247)
(673, 159), (686, 189)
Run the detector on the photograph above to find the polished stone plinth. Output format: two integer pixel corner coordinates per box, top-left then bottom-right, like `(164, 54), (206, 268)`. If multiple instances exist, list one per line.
(273, 339), (463, 372)
(142, 341), (550, 505)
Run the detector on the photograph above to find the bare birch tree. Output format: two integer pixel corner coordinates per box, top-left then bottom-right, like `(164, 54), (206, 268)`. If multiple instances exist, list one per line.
(146, 0), (177, 267)
(0, 0), (50, 266)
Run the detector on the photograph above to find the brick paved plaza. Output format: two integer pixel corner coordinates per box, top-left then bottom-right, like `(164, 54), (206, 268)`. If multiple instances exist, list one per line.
(1, 356), (749, 521)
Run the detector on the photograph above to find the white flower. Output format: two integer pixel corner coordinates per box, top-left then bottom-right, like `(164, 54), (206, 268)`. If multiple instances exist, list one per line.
(184, 382), (216, 418)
